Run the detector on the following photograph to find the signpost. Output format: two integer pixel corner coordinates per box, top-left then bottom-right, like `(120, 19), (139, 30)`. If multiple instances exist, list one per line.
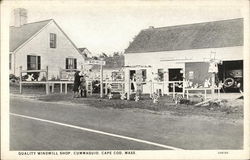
(86, 60), (106, 65)
(86, 59), (106, 98)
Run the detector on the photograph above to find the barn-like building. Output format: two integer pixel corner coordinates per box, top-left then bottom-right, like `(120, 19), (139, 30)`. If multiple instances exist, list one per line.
(124, 18), (243, 94)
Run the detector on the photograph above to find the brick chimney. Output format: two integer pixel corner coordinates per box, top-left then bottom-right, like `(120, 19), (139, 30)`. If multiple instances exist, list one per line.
(14, 8), (27, 27)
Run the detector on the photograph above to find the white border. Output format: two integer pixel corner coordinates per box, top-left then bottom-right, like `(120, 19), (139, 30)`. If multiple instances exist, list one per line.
(1, 0), (250, 159)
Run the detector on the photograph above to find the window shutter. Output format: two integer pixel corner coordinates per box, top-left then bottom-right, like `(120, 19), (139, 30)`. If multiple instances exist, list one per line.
(142, 69), (147, 81)
(54, 34), (57, 48)
(9, 54), (12, 70)
(50, 33), (52, 48)
(27, 55), (31, 70)
(38, 56), (41, 70)
(66, 58), (68, 69)
(74, 59), (77, 69)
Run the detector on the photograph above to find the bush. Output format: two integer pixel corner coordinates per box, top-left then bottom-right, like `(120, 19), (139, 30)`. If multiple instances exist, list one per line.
(9, 74), (19, 83)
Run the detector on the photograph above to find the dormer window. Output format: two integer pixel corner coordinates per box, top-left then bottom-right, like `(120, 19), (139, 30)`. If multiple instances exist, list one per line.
(50, 33), (57, 48)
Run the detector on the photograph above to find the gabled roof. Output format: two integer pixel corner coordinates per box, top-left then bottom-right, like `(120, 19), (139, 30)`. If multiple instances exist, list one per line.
(10, 19), (52, 52)
(78, 48), (87, 52)
(78, 47), (92, 58)
(9, 19), (82, 56)
(125, 18), (243, 53)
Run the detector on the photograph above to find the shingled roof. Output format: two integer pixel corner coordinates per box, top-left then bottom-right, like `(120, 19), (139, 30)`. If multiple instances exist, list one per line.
(10, 19), (52, 52)
(125, 18), (243, 53)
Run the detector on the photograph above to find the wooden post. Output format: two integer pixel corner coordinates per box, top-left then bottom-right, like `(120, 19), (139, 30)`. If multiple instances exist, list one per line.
(150, 81), (152, 97)
(52, 83), (54, 93)
(211, 73), (215, 99)
(182, 87), (185, 98)
(19, 66), (22, 94)
(218, 88), (221, 99)
(182, 80), (185, 97)
(45, 82), (49, 95)
(105, 82), (108, 95)
(173, 82), (175, 98)
(127, 79), (130, 100)
(86, 81), (89, 95)
(121, 82), (124, 94)
(45, 66), (49, 95)
(162, 82), (164, 96)
(65, 83), (68, 94)
(100, 64), (103, 98)
(60, 83), (63, 93)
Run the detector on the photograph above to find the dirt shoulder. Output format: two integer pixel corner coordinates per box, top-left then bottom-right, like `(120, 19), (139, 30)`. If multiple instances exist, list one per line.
(10, 83), (243, 123)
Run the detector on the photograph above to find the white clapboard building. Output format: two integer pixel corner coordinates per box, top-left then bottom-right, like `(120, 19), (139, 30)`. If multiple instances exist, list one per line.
(124, 18), (243, 94)
(9, 8), (85, 80)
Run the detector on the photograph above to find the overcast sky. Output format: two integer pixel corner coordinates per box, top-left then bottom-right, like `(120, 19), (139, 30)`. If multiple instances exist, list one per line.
(7, 0), (244, 55)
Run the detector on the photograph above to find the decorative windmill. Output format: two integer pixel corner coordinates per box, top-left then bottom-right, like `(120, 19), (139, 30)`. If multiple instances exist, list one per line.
(207, 51), (222, 99)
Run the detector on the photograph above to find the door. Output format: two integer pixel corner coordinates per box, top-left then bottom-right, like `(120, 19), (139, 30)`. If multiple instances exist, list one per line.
(168, 68), (183, 92)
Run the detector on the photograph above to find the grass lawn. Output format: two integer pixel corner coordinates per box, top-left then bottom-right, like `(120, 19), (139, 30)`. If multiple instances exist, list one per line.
(10, 83), (243, 120)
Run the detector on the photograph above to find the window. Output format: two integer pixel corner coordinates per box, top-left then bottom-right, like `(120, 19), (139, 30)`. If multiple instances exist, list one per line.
(27, 55), (41, 70)
(142, 69), (147, 81)
(66, 58), (77, 69)
(158, 69), (164, 81)
(129, 70), (136, 80)
(9, 54), (12, 70)
(50, 33), (57, 48)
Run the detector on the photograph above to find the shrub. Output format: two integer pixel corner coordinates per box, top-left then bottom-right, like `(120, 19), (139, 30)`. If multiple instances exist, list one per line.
(9, 74), (19, 83)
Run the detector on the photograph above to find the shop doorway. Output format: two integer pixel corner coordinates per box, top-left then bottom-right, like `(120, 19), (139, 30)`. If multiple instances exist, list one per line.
(218, 60), (243, 92)
(168, 68), (183, 92)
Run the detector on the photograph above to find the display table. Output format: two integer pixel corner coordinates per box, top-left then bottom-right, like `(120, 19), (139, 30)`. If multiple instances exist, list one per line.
(184, 87), (221, 100)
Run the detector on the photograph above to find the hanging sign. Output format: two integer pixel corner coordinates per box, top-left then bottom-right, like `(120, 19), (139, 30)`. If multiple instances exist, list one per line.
(189, 71), (194, 79)
(208, 61), (218, 73)
(86, 60), (106, 65)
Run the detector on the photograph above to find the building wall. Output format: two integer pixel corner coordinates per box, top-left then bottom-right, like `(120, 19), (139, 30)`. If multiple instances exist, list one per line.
(125, 46), (242, 66)
(125, 46), (243, 78)
(13, 21), (84, 79)
(124, 46), (243, 94)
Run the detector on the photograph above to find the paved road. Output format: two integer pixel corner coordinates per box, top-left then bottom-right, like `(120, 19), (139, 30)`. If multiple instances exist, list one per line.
(10, 96), (243, 150)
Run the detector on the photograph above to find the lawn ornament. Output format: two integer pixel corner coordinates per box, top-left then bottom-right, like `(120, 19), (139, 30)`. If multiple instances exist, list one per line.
(189, 81), (193, 88)
(134, 95), (140, 102)
(120, 92), (126, 100)
(26, 74), (34, 81)
(152, 92), (159, 104)
(108, 93), (113, 99)
(173, 94), (183, 104)
(183, 79), (190, 88)
(204, 79), (211, 88)
(194, 83), (199, 88)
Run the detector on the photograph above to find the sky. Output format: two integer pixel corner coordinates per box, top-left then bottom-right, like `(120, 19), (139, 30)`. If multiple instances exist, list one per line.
(7, 0), (245, 56)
